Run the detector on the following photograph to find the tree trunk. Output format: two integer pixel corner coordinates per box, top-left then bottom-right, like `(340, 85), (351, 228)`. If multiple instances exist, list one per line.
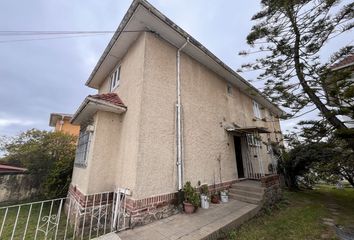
(286, 7), (354, 151)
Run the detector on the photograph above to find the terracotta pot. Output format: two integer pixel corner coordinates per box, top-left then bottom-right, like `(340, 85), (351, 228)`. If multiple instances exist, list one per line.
(211, 195), (220, 204)
(183, 201), (195, 214)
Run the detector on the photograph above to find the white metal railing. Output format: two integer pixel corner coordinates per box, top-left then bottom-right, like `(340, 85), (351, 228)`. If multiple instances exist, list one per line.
(0, 190), (128, 240)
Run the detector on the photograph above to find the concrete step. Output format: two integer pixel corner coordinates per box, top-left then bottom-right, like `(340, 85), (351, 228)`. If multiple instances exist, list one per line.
(231, 183), (264, 193)
(229, 193), (262, 204)
(229, 188), (263, 199)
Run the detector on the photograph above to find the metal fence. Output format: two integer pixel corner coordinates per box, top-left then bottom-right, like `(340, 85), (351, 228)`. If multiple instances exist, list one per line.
(0, 190), (128, 240)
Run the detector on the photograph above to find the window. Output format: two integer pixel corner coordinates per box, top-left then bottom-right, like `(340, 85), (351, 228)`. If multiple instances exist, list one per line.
(246, 134), (262, 147)
(253, 100), (262, 119)
(227, 83), (232, 95)
(74, 127), (92, 167)
(110, 66), (121, 91)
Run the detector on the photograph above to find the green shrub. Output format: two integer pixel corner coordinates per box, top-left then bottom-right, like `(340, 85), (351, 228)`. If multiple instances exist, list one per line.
(183, 181), (201, 207)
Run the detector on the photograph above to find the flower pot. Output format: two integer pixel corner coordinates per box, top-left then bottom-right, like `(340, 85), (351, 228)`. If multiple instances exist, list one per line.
(183, 201), (195, 214)
(220, 191), (228, 203)
(200, 194), (209, 209)
(211, 195), (219, 204)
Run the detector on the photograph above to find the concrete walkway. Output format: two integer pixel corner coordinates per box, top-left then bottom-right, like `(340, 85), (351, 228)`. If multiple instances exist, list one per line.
(115, 199), (259, 240)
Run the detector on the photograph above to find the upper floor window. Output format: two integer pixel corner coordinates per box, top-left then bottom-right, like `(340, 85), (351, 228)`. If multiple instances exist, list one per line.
(227, 83), (232, 95)
(253, 100), (262, 119)
(110, 65), (121, 91)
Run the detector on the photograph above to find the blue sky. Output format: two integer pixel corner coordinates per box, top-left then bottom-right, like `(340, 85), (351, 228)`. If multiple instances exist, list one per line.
(0, 0), (352, 137)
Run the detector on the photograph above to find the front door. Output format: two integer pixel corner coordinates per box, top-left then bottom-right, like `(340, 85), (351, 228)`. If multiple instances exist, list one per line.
(234, 136), (245, 178)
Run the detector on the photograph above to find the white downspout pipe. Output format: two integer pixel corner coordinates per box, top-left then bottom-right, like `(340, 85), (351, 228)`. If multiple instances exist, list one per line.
(177, 38), (189, 191)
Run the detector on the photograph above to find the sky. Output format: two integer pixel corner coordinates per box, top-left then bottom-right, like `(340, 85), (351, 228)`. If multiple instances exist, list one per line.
(0, 0), (352, 138)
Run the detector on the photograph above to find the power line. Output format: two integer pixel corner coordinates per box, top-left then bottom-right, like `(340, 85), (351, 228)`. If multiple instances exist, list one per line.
(0, 30), (151, 44)
(0, 33), (108, 43)
(0, 30), (135, 36)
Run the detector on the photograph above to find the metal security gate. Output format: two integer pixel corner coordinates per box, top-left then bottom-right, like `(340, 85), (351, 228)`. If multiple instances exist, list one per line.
(112, 189), (129, 233)
(241, 132), (265, 180)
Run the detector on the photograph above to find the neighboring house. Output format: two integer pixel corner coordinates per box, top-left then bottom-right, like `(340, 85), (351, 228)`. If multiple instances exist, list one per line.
(0, 164), (27, 174)
(49, 113), (80, 136)
(68, 0), (284, 224)
(325, 54), (354, 128)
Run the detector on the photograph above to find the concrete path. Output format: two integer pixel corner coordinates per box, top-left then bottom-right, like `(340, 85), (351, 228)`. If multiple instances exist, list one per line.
(115, 199), (259, 240)
(93, 232), (122, 240)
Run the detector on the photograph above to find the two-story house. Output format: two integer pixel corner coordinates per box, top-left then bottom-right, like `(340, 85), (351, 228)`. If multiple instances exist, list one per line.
(325, 54), (354, 128)
(68, 0), (284, 226)
(49, 113), (80, 136)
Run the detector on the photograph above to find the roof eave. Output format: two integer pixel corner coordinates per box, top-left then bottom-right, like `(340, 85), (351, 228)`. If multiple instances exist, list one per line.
(71, 97), (127, 125)
(331, 61), (354, 71)
(85, 0), (284, 116)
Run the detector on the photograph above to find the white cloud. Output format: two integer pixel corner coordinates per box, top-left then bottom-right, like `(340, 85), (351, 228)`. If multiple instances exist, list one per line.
(0, 118), (35, 127)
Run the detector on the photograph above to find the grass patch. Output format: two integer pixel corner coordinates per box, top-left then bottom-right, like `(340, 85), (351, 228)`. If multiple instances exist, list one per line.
(0, 199), (111, 240)
(0, 201), (75, 240)
(226, 185), (354, 240)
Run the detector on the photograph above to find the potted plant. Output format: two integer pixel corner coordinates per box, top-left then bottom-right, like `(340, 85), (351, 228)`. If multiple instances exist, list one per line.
(183, 181), (200, 214)
(220, 189), (229, 203)
(211, 191), (220, 204)
(200, 184), (209, 209)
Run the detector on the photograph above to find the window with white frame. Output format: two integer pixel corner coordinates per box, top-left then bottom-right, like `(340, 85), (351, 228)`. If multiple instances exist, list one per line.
(110, 65), (121, 91)
(253, 100), (262, 119)
(74, 126), (92, 167)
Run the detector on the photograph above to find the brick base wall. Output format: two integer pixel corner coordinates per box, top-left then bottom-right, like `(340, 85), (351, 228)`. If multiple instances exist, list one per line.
(67, 179), (241, 228)
(261, 174), (280, 188)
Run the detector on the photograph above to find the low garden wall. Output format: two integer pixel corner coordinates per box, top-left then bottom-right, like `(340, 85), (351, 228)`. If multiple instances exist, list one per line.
(0, 173), (40, 203)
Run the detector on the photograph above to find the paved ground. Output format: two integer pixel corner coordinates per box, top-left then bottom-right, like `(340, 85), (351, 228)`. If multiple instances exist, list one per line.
(114, 199), (259, 240)
(94, 232), (122, 240)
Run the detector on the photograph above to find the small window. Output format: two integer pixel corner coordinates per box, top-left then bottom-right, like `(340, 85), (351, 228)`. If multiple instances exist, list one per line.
(253, 100), (262, 119)
(227, 83), (232, 95)
(74, 127), (92, 167)
(110, 66), (121, 91)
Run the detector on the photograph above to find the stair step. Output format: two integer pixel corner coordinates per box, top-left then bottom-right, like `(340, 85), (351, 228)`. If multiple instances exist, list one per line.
(231, 184), (264, 193)
(229, 188), (263, 199)
(229, 193), (262, 204)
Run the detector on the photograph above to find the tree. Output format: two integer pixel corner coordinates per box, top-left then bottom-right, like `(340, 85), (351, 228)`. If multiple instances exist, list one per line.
(0, 129), (77, 198)
(313, 143), (354, 187)
(281, 122), (354, 189)
(240, 0), (354, 150)
(278, 142), (331, 189)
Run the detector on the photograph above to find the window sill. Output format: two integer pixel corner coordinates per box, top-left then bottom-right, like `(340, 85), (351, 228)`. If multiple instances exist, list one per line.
(110, 83), (120, 92)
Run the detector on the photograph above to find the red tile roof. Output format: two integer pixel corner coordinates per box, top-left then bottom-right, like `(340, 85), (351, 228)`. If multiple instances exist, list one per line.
(331, 54), (354, 69)
(88, 93), (126, 107)
(0, 164), (27, 173)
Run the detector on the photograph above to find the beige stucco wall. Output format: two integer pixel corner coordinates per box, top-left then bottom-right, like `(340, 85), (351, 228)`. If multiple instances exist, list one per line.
(71, 31), (283, 198)
(71, 32), (146, 195)
(133, 33), (283, 198)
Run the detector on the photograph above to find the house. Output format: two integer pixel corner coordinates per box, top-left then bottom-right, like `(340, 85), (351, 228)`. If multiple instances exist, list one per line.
(68, 0), (284, 226)
(0, 164), (27, 174)
(325, 54), (354, 128)
(49, 113), (80, 136)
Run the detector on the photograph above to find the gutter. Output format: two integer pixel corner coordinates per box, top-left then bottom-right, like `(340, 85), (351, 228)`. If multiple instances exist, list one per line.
(176, 38), (189, 191)
(71, 97), (127, 125)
